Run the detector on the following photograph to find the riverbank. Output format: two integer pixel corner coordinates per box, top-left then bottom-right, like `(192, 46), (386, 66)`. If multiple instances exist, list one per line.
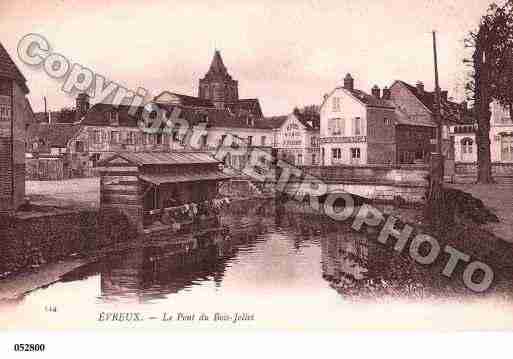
(4, 178), (511, 302)
(0, 258), (89, 301)
(448, 183), (513, 243)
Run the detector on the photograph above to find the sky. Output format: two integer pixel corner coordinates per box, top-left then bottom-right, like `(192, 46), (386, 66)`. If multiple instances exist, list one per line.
(0, 0), (493, 116)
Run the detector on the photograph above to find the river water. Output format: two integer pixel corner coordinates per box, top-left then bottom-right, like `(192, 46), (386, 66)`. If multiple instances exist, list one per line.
(2, 200), (513, 330)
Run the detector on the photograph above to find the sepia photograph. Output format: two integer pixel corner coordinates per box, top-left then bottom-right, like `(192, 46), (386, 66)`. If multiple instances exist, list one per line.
(1, 0), (513, 356)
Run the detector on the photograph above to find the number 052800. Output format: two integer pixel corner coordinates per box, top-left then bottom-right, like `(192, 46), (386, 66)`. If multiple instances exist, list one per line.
(13, 344), (46, 352)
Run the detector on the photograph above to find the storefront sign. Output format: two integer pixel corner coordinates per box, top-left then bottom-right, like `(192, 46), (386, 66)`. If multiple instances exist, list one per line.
(320, 136), (366, 144)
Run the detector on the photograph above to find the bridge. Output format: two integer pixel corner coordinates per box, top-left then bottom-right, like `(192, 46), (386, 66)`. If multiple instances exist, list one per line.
(282, 164), (430, 204)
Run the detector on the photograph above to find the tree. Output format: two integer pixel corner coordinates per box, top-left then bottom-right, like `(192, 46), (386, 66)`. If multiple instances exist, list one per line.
(465, 1), (513, 183)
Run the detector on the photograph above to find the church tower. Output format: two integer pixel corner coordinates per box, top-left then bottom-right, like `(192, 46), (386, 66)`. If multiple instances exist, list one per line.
(198, 50), (239, 109)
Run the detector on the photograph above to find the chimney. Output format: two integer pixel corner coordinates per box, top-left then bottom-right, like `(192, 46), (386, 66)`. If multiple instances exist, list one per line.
(382, 86), (391, 100)
(344, 73), (354, 92)
(441, 90), (448, 102)
(76, 93), (90, 116)
(371, 85), (381, 99)
(416, 81), (424, 95)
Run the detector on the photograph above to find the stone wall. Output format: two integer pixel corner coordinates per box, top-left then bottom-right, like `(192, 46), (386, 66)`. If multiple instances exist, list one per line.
(454, 162), (513, 183)
(0, 207), (134, 274)
(288, 164), (430, 203)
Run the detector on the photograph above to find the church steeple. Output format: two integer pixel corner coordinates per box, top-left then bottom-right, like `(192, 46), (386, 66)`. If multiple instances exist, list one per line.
(206, 50), (229, 78)
(198, 50), (238, 109)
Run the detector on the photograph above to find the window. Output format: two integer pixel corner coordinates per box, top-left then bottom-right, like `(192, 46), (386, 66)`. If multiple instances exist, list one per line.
(350, 148), (361, 159)
(248, 136), (253, 146)
(0, 79), (11, 96)
(220, 134), (227, 145)
(312, 153), (317, 165)
(297, 153), (303, 166)
(311, 136), (319, 147)
(93, 130), (102, 144)
(332, 97), (341, 112)
(384, 118), (391, 126)
(328, 118), (344, 136)
(0, 103), (11, 121)
(501, 136), (513, 162)
(461, 137), (473, 154)
(108, 111), (119, 125)
(127, 132), (136, 145)
(201, 134), (208, 147)
(75, 141), (85, 152)
(354, 117), (361, 136)
(261, 136), (266, 146)
(156, 133), (163, 145)
(110, 131), (119, 144)
(332, 148), (342, 159)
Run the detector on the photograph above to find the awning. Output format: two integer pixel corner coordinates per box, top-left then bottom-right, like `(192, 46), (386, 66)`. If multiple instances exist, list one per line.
(139, 171), (232, 185)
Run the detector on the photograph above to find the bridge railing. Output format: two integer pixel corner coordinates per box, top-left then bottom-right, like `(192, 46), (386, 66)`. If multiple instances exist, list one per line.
(297, 164), (429, 187)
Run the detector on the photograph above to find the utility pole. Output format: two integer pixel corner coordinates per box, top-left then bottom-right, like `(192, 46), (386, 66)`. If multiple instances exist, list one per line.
(425, 30), (446, 234)
(432, 31), (443, 157)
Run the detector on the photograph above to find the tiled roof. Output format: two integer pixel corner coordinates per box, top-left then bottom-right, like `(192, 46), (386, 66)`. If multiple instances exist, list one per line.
(0, 42), (29, 93)
(27, 123), (81, 148)
(259, 115), (289, 129)
(81, 102), (276, 131)
(294, 111), (320, 130)
(80, 103), (143, 127)
(170, 93), (215, 108)
(394, 108), (436, 128)
(347, 88), (396, 108)
(225, 98), (263, 117)
(396, 80), (469, 124)
(105, 151), (220, 166)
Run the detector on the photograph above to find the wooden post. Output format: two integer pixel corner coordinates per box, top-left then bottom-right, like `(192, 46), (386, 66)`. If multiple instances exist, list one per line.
(426, 31), (446, 231)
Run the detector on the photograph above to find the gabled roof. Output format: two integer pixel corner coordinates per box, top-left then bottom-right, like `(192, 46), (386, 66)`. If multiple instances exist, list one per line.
(0, 42), (29, 93)
(394, 80), (469, 124)
(27, 123), (81, 148)
(154, 91), (215, 108)
(321, 86), (395, 110)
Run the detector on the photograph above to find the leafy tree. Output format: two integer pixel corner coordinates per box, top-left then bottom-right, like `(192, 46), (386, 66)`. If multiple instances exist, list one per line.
(465, 0), (513, 183)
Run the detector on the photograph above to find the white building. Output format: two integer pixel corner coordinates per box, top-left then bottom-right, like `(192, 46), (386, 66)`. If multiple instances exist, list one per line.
(450, 101), (513, 163)
(490, 101), (513, 163)
(273, 112), (320, 166)
(319, 74), (397, 166)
